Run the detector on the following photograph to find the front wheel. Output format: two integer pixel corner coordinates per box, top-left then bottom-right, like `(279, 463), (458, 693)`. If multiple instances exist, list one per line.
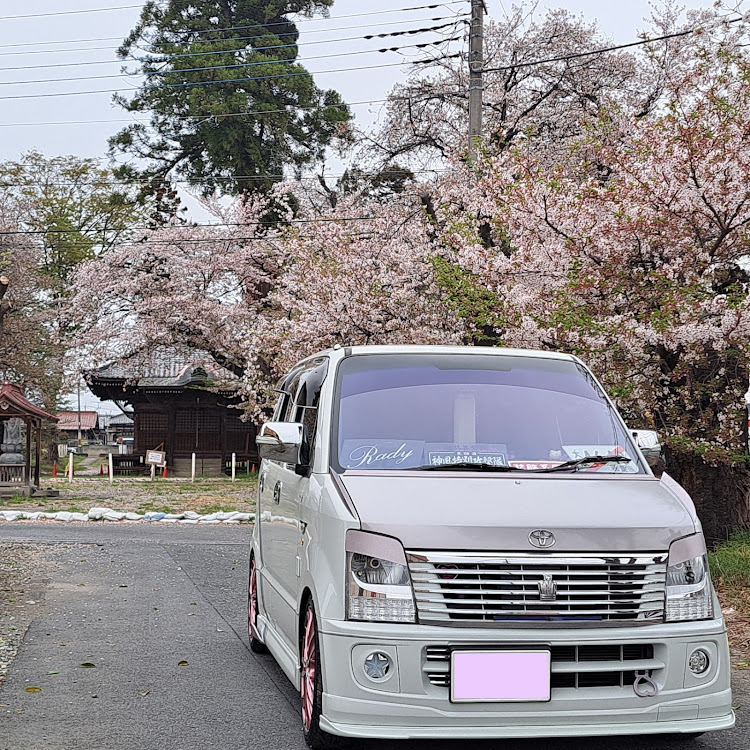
(247, 556), (268, 654)
(301, 599), (338, 749)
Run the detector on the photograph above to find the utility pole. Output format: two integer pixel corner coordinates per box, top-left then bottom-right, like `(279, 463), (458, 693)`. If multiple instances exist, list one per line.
(468, 0), (485, 162)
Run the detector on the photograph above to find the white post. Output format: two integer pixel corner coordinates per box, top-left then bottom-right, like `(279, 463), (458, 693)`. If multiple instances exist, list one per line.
(108, 452), (114, 485)
(231, 452), (236, 482)
(67, 452), (73, 483)
(191, 452), (196, 483)
(150, 464), (155, 482)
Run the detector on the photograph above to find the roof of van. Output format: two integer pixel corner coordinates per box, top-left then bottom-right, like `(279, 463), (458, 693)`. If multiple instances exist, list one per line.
(327, 344), (578, 361)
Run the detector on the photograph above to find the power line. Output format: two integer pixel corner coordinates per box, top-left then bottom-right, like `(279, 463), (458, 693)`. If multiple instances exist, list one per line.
(0, 13), (463, 57)
(1, 228), (407, 249)
(0, 97), (396, 128)
(480, 18), (745, 74)
(0, 168), (451, 187)
(0, 4), (145, 21)
(0, 1), (463, 27)
(0, 97), (393, 129)
(0, 19), (466, 71)
(0, 37), (462, 88)
(0, 215), (386, 236)
(0, 55), (462, 102)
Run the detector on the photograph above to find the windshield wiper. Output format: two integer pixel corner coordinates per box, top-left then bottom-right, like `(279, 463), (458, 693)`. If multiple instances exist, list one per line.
(536, 455), (632, 473)
(409, 462), (525, 472)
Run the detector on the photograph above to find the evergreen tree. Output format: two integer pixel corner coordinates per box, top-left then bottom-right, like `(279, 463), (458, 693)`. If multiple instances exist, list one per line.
(110, 0), (352, 196)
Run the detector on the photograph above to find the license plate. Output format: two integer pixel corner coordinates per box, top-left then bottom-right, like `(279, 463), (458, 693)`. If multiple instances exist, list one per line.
(450, 650), (551, 703)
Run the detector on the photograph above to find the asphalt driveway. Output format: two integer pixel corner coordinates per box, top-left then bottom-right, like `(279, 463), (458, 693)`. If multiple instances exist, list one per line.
(0, 523), (747, 750)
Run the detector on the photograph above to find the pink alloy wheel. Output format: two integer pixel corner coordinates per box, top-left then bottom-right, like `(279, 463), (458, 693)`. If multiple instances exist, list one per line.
(301, 607), (316, 732)
(248, 558), (258, 639)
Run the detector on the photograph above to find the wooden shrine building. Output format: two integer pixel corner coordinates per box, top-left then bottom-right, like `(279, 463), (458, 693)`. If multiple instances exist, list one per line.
(0, 382), (58, 496)
(86, 357), (258, 476)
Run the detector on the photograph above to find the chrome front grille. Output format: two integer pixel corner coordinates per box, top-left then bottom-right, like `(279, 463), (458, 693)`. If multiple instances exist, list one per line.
(424, 643), (662, 690)
(407, 552), (667, 625)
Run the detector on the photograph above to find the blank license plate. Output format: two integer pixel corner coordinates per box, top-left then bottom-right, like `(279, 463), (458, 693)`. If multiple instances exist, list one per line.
(450, 650), (551, 703)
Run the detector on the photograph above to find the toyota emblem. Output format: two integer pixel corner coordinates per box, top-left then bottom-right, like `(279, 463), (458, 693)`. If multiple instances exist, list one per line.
(528, 529), (556, 548)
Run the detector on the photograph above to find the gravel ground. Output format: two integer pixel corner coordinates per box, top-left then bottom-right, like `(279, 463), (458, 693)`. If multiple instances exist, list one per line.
(0, 477), (257, 515)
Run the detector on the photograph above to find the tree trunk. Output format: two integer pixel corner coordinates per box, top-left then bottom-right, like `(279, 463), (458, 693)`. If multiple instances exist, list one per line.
(666, 451), (750, 542)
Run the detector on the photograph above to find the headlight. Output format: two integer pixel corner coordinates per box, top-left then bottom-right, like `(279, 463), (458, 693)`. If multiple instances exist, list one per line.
(346, 531), (415, 623)
(665, 535), (713, 622)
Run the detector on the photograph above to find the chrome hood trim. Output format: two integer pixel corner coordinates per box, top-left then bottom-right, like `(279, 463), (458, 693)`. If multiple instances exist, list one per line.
(339, 473), (696, 552)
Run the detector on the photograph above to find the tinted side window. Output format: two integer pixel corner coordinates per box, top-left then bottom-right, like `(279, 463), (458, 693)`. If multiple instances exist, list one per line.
(293, 359), (329, 439)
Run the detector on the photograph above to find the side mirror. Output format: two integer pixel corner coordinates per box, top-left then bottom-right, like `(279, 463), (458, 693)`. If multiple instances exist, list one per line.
(631, 429), (661, 453)
(256, 422), (304, 464)
(630, 429), (666, 477)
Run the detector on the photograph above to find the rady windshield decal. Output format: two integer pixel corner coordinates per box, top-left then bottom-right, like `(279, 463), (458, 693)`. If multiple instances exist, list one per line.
(341, 440), (424, 469)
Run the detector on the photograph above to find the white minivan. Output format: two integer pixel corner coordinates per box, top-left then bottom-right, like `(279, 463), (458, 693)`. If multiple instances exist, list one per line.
(249, 345), (733, 747)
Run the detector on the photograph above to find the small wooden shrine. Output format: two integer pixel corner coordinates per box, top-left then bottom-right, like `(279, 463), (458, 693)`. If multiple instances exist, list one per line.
(0, 382), (58, 496)
(86, 357), (258, 476)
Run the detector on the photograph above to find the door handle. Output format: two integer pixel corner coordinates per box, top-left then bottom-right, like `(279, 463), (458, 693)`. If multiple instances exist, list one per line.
(273, 480), (282, 505)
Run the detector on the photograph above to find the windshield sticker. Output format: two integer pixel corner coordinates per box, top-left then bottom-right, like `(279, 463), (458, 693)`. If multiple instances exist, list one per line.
(509, 461), (563, 470)
(426, 444), (508, 467)
(562, 445), (629, 460)
(341, 440), (424, 469)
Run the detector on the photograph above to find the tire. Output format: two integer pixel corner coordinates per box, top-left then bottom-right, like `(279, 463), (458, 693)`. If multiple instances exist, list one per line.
(301, 599), (338, 749)
(247, 555), (269, 654)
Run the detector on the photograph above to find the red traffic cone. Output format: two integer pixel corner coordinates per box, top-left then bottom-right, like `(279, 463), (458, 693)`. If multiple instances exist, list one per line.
(162, 465), (168, 478)
(52, 462), (57, 477)
(99, 463), (104, 475)
(251, 464), (256, 473)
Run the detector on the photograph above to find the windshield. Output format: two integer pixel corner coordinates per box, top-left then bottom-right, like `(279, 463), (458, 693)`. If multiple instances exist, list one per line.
(332, 353), (644, 474)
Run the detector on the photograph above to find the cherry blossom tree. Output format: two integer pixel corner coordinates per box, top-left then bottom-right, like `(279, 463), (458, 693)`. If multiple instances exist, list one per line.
(0, 227), (56, 406)
(432, 18), (750, 535)
(70, 2), (750, 535)
(73, 187), (462, 416)
(72, 195), (289, 382)
(364, 5), (661, 170)
(241, 193), (464, 413)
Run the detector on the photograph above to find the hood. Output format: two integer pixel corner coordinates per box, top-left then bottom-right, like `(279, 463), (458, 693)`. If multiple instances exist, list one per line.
(339, 473), (696, 552)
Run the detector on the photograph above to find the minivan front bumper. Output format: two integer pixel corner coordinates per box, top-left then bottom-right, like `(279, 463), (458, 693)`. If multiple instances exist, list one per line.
(318, 617), (734, 739)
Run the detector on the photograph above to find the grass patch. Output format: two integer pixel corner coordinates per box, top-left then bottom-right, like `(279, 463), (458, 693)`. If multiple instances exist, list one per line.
(709, 533), (750, 668)
(709, 532), (750, 596)
(1, 494), (34, 506)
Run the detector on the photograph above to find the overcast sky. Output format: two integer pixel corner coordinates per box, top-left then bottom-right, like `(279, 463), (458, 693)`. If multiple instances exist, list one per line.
(0, 0), (720, 166)
(0, 0), (717, 412)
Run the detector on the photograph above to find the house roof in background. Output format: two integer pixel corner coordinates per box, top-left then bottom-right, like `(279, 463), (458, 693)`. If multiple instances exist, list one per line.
(57, 411), (99, 431)
(109, 413), (134, 426)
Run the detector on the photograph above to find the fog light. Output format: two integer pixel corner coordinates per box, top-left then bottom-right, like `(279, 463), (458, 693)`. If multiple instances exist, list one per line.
(363, 652), (391, 680)
(688, 648), (710, 675)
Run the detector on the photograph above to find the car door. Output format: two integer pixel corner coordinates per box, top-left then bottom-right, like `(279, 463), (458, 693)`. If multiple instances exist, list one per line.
(257, 390), (290, 639)
(275, 358), (329, 646)
(258, 364), (311, 650)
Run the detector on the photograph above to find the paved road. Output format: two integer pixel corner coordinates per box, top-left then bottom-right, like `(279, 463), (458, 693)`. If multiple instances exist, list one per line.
(0, 523), (747, 750)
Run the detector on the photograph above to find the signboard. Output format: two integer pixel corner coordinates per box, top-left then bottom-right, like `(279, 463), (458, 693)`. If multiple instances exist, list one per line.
(145, 450), (167, 467)
(426, 443), (508, 467)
